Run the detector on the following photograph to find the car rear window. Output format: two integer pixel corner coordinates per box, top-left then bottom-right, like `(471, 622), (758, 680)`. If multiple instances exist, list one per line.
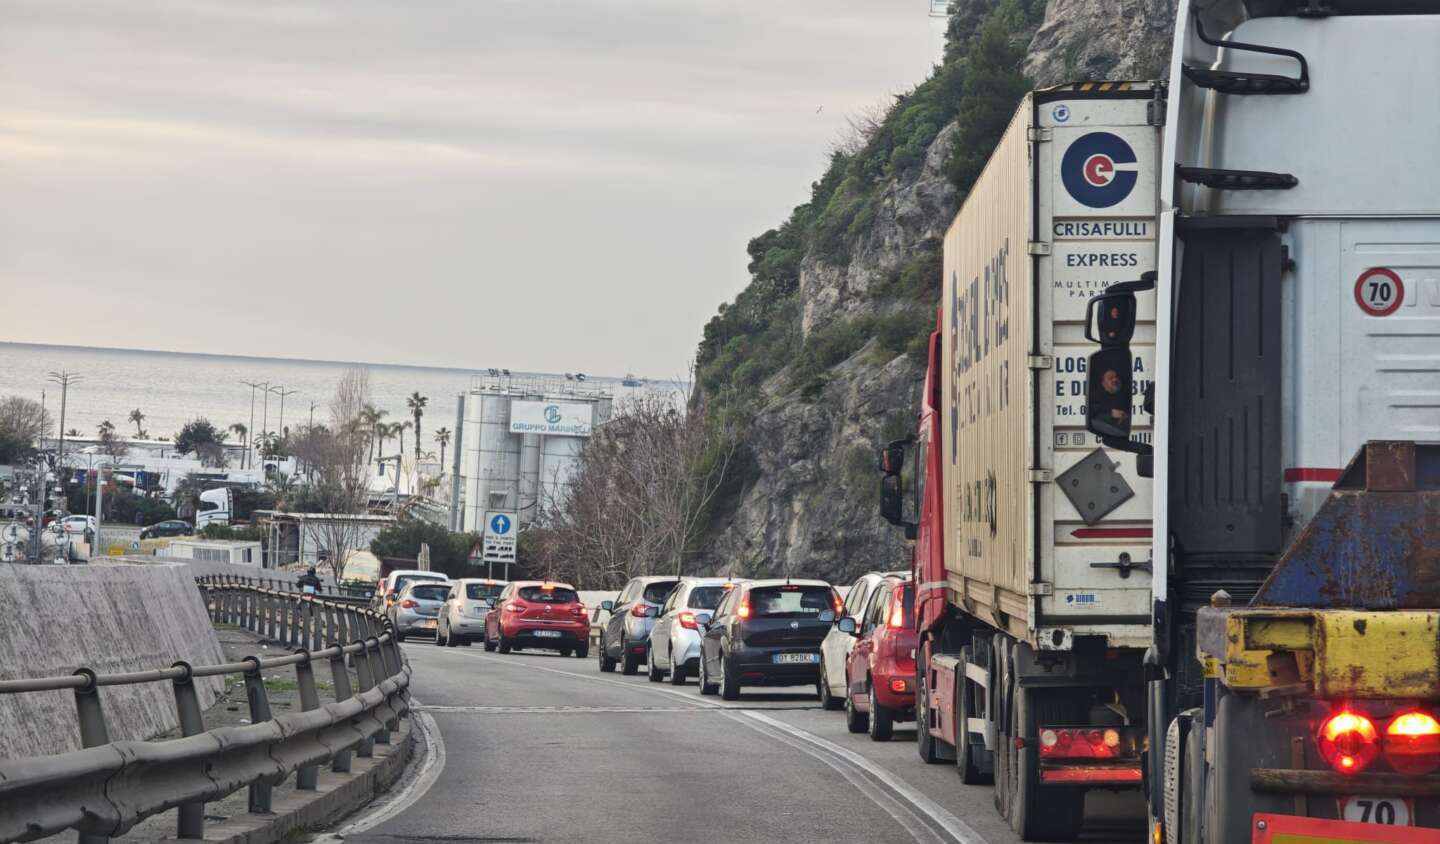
(747, 585), (834, 619)
(901, 583), (914, 616)
(519, 586), (579, 603)
(688, 586), (728, 610)
(410, 584), (450, 601)
(642, 581), (679, 604)
(466, 583), (504, 601)
(394, 574), (446, 593)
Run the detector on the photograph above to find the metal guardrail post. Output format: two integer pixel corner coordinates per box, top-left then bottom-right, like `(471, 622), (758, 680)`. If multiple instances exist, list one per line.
(73, 668), (111, 844)
(310, 602), (322, 652)
(352, 642), (377, 758)
(294, 653), (321, 791)
(264, 590), (277, 640)
(242, 659), (274, 814)
(328, 649), (354, 773)
(280, 596), (293, 646)
(170, 662), (207, 839)
(244, 587), (256, 630)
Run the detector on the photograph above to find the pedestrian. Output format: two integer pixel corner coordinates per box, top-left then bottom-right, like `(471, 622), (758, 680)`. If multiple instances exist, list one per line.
(297, 566), (322, 596)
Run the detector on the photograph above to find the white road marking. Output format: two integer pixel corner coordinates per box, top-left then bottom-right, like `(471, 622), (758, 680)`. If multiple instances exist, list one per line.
(417, 704), (708, 714)
(314, 707), (446, 840)
(419, 648), (989, 844)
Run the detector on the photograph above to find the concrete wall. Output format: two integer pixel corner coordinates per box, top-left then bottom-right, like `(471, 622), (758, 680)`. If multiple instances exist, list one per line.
(0, 562), (226, 759)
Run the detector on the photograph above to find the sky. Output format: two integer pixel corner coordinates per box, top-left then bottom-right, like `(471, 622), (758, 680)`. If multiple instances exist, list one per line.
(0, 0), (942, 377)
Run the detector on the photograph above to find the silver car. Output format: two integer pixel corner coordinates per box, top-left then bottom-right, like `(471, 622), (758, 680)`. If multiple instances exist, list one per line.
(818, 570), (908, 709)
(647, 577), (743, 685)
(436, 578), (507, 647)
(597, 575), (681, 675)
(388, 579), (452, 641)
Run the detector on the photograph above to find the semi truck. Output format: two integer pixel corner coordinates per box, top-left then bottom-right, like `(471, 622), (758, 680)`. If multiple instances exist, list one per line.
(880, 2), (1440, 841)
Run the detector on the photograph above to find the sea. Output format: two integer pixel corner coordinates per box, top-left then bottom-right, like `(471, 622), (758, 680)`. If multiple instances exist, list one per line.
(0, 342), (683, 446)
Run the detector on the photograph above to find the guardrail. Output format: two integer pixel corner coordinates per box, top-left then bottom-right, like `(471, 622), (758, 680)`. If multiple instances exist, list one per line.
(0, 576), (410, 844)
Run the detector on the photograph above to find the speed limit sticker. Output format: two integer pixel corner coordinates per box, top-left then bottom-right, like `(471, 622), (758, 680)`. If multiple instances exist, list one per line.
(1339, 794), (1412, 826)
(1355, 268), (1405, 317)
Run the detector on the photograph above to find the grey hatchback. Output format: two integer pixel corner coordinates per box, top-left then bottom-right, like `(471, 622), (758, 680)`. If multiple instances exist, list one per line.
(597, 575), (680, 675)
(388, 580), (452, 641)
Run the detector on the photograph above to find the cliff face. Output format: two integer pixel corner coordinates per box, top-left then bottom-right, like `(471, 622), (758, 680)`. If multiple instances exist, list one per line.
(696, 0), (1178, 585)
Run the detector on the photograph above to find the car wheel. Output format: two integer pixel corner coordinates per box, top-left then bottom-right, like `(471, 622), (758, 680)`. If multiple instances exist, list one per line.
(719, 653), (741, 701)
(647, 656), (664, 682)
(483, 631), (497, 652)
(698, 654), (718, 696)
(621, 636), (641, 675)
(395, 631), (407, 643)
(845, 675), (869, 734)
(461, 637), (472, 647)
(669, 660), (687, 685)
(574, 643), (589, 659)
(868, 683), (894, 741)
(434, 626), (446, 646)
(818, 657), (843, 711)
(498, 632), (511, 655)
(598, 635), (617, 672)
(560, 647), (573, 657)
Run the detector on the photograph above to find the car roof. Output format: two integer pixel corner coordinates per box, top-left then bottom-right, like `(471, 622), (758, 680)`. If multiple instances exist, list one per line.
(629, 575), (682, 584)
(681, 577), (746, 586)
(387, 569), (446, 579)
(453, 578), (507, 586)
(510, 579), (577, 590)
(400, 580), (451, 592)
(742, 578), (833, 589)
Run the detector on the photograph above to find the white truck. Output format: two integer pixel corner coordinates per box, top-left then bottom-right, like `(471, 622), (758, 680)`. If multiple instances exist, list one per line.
(195, 487), (234, 529)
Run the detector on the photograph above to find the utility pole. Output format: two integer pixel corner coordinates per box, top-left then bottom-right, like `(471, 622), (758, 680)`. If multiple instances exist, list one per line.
(240, 380), (265, 470)
(47, 371), (82, 468)
(270, 386), (298, 451)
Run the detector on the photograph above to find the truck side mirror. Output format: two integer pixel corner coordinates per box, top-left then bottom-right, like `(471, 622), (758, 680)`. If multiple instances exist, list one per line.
(880, 473), (905, 525)
(1084, 273), (1155, 476)
(1086, 347), (1135, 439)
(880, 444), (905, 475)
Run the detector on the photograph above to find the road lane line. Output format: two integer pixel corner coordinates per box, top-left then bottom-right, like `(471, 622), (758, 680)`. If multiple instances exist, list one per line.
(314, 707), (446, 840)
(416, 648), (989, 844)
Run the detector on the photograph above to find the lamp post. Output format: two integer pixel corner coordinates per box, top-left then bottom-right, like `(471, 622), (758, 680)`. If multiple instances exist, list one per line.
(91, 459), (114, 559)
(47, 371), (82, 467)
(269, 386), (298, 455)
(240, 380), (266, 470)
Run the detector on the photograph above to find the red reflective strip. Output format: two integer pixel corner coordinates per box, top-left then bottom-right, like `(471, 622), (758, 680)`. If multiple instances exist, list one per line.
(1252, 813), (1440, 844)
(1040, 766), (1142, 784)
(1284, 467), (1342, 483)
(1070, 527), (1153, 540)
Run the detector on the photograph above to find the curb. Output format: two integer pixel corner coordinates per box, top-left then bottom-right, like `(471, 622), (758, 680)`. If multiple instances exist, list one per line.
(203, 718), (416, 844)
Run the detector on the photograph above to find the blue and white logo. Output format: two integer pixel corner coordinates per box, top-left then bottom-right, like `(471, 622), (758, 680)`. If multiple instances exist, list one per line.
(544, 405), (562, 424)
(489, 514), (512, 535)
(1060, 132), (1138, 208)
(1052, 104), (1071, 123)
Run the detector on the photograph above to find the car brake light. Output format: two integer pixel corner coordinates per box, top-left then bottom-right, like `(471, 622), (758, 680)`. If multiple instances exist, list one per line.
(541, 582), (555, 591)
(400, 599), (418, 608)
(1318, 710), (1379, 774)
(678, 611), (698, 630)
(832, 591), (844, 615)
(505, 602), (522, 613)
(630, 603), (649, 617)
(737, 595), (751, 620)
(1384, 710), (1440, 776)
(888, 602), (905, 628)
(571, 604), (587, 617)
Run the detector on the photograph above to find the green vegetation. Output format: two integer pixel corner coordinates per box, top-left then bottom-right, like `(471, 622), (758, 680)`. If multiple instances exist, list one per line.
(370, 518), (488, 580)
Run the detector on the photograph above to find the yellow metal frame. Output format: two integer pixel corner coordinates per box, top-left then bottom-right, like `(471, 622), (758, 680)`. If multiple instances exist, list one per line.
(1209, 609), (1440, 699)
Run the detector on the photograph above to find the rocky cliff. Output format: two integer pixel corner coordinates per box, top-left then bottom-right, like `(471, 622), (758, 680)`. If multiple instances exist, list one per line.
(694, 0), (1178, 584)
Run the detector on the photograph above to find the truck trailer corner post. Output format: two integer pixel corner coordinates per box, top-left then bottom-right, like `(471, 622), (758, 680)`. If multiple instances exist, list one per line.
(884, 81), (1162, 842)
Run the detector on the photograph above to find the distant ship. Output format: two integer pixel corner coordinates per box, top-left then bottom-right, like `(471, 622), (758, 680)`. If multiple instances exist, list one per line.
(621, 373), (646, 387)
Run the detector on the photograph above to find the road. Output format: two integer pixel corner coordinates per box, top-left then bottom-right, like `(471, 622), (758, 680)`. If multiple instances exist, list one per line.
(340, 642), (1146, 844)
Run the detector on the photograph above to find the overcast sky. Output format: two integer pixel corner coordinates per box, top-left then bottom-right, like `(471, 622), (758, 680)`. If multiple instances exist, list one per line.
(0, 1), (940, 377)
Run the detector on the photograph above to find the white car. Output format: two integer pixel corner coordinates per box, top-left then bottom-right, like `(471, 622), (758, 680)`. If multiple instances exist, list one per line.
(436, 578), (507, 647)
(59, 515), (96, 534)
(818, 570), (909, 709)
(646, 577), (743, 685)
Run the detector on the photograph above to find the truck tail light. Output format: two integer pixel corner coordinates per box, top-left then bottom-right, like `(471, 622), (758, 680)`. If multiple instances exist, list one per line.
(1038, 727), (1135, 760)
(678, 611), (699, 630)
(1384, 710), (1440, 776)
(1318, 710), (1379, 774)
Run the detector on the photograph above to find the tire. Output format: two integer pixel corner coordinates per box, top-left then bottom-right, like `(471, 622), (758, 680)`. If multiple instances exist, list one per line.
(433, 628), (445, 646)
(917, 660), (940, 763)
(598, 635), (617, 672)
(1182, 712), (1204, 844)
(669, 660), (688, 685)
(498, 633), (511, 655)
(818, 658), (843, 711)
(575, 643), (589, 659)
(719, 653), (741, 701)
(461, 638), (473, 647)
(698, 654), (718, 695)
(395, 631), (407, 643)
(1010, 687), (1084, 841)
(446, 628), (459, 648)
(994, 641), (1012, 820)
(560, 648), (573, 657)
(868, 683), (894, 741)
(647, 657), (664, 682)
(956, 646), (989, 784)
(621, 636), (641, 676)
(483, 632), (496, 652)
(845, 674), (869, 733)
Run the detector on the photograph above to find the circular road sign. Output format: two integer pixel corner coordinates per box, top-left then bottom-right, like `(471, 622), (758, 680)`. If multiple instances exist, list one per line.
(1355, 268), (1404, 317)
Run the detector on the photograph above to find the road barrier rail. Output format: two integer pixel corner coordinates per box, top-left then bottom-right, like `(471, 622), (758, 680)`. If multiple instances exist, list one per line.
(0, 576), (410, 844)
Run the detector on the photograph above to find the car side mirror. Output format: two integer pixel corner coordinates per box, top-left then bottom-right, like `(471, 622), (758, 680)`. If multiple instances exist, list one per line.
(837, 616), (858, 635)
(695, 612), (713, 627)
(601, 600), (614, 612)
(644, 605), (659, 619)
(818, 609), (836, 624)
(486, 597), (498, 608)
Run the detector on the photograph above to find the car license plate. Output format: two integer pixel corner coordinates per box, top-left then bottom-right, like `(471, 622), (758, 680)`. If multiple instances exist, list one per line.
(1339, 795), (1413, 826)
(773, 652), (819, 664)
(534, 630), (561, 638)
(417, 619), (436, 628)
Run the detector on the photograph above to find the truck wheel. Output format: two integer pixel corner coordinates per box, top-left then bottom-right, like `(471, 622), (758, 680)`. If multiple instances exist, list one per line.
(819, 657), (843, 711)
(845, 674), (869, 733)
(868, 684), (894, 741)
(956, 646), (990, 784)
(1182, 711), (1204, 844)
(598, 635), (617, 672)
(993, 640), (1013, 819)
(917, 662), (941, 762)
(1010, 688), (1084, 841)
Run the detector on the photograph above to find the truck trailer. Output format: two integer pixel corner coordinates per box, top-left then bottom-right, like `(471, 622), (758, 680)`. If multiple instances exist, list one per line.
(882, 2), (1440, 842)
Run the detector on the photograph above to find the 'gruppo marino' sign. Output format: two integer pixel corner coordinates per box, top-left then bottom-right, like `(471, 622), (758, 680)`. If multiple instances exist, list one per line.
(509, 400), (594, 437)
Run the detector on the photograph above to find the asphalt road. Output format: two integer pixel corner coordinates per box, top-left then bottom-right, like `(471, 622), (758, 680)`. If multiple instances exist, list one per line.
(343, 641), (1146, 844)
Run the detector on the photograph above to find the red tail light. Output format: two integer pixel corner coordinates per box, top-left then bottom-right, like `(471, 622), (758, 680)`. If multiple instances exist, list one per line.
(887, 602), (905, 628)
(630, 603), (649, 617)
(678, 611), (698, 630)
(504, 602), (522, 613)
(736, 595), (752, 620)
(1318, 710), (1379, 774)
(889, 678), (909, 694)
(1384, 711), (1440, 776)
(1038, 728), (1124, 760)
(571, 604), (588, 617)
(400, 599), (418, 609)
(832, 591), (845, 615)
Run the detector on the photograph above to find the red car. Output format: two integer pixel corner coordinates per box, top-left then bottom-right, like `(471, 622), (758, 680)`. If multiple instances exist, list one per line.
(483, 580), (590, 658)
(840, 577), (917, 741)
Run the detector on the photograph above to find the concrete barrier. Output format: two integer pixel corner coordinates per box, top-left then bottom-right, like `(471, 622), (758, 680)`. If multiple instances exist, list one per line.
(0, 562), (225, 759)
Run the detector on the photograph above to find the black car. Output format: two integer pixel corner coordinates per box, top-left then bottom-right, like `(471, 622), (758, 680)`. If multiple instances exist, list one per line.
(140, 519), (194, 539)
(697, 579), (838, 701)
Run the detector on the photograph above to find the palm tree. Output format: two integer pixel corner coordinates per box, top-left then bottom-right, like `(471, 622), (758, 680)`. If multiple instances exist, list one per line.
(229, 422), (248, 468)
(128, 408), (145, 437)
(97, 419), (115, 438)
(406, 392), (428, 460)
(360, 404), (387, 463)
(434, 427), (451, 469)
(392, 420), (411, 456)
(66, 428), (79, 437)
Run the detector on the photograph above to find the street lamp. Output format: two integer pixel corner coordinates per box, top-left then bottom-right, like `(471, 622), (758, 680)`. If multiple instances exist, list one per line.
(240, 380), (267, 470)
(91, 458), (116, 560)
(47, 371), (82, 466)
(269, 386), (298, 453)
